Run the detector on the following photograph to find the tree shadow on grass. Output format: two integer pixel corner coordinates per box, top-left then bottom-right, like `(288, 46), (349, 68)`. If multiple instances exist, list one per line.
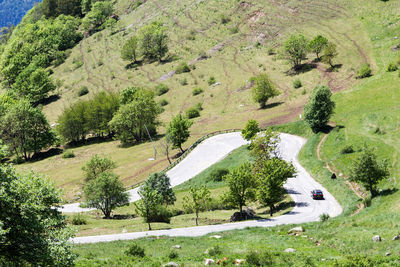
(285, 63), (317, 76)
(261, 101), (284, 110)
(326, 64), (343, 72)
(378, 188), (398, 197)
(112, 214), (136, 220)
(31, 147), (63, 161)
(118, 134), (164, 149)
(35, 94), (60, 107)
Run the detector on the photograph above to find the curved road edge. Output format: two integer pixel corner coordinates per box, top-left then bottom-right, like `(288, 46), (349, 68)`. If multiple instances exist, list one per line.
(72, 133), (342, 244)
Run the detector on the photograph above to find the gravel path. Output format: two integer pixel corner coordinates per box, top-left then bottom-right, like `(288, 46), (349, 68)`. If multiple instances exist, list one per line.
(72, 133), (342, 244)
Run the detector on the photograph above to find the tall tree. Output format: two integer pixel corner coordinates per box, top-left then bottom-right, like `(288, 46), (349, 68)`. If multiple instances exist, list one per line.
(282, 34), (309, 69)
(303, 86), (335, 133)
(135, 186), (163, 230)
(139, 22), (169, 61)
(57, 100), (89, 143)
(82, 154), (117, 181)
(308, 35), (328, 60)
(166, 113), (193, 153)
(0, 164), (75, 266)
(256, 158), (296, 216)
(321, 42), (338, 68)
(223, 162), (257, 215)
(349, 147), (389, 197)
(241, 119), (260, 141)
(251, 73), (280, 108)
(0, 100), (55, 160)
(183, 186), (211, 226)
(82, 1), (113, 34)
(250, 128), (280, 163)
(84, 172), (129, 218)
(143, 172), (176, 205)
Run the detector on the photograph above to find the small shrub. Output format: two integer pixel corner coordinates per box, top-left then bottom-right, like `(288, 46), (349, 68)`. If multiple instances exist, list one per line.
(267, 47), (274, 55)
(180, 78), (188, 86)
(194, 102), (203, 111)
(220, 14), (231, 24)
(71, 213), (87, 225)
(192, 87), (203, 96)
(159, 99), (169, 106)
(341, 145), (354, 154)
(373, 127), (385, 135)
(207, 168), (229, 182)
(78, 86), (89, 97)
(97, 60), (103, 66)
(229, 26), (239, 34)
(125, 243), (145, 257)
(168, 251), (179, 259)
(175, 62), (191, 74)
(319, 213), (330, 222)
(62, 150), (75, 159)
(208, 76), (216, 85)
(363, 196), (371, 207)
(13, 156), (25, 164)
(245, 251), (273, 266)
(301, 89), (307, 95)
(356, 64), (372, 78)
(186, 107), (200, 119)
(206, 245), (222, 256)
(387, 62), (398, 72)
(155, 84), (169, 96)
(293, 78), (302, 89)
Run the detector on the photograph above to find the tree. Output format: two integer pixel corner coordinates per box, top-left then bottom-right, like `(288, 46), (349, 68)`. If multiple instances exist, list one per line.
(250, 128), (280, 163)
(0, 164), (75, 266)
(308, 35), (328, 60)
(0, 100), (55, 160)
(241, 119), (260, 141)
(109, 89), (160, 144)
(143, 172), (176, 205)
(135, 186), (163, 230)
(183, 186), (211, 226)
(251, 73), (280, 108)
(282, 34), (309, 69)
(82, 1), (113, 34)
(321, 42), (338, 68)
(349, 147), (389, 197)
(84, 172), (129, 218)
(121, 36), (139, 63)
(256, 158), (296, 216)
(120, 86), (139, 105)
(166, 113), (193, 153)
(57, 100), (89, 143)
(82, 154), (117, 181)
(303, 86), (335, 133)
(223, 162), (257, 215)
(160, 134), (173, 164)
(139, 22), (169, 61)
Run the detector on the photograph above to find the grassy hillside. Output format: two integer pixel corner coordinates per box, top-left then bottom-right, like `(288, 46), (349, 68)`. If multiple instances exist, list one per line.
(16, 0), (374, 202)
(72, 0), (400, 265)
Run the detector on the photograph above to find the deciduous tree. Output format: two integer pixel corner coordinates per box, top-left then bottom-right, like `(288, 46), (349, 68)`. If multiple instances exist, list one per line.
(135, 186), (163, 230)
(308, 35), (328, 60)
(143, 172), (176, 205)
(321, 42), (338, 68)
(121, 36), (139, 63)
(166, 113), (193, 153)
(241, 119), (260, 141)
(251, 74), (280, 108)
(183, 186), (211, 226)
(82, 154), (117, 181)
(282, 34), (309, 69)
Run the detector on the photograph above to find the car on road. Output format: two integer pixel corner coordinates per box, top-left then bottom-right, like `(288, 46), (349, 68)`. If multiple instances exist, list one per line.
(311, 189), (324, 200)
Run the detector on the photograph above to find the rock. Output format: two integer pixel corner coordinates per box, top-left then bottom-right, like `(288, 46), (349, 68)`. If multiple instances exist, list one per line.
(372, 235), (381, 242)
(234, 259), (245, 265)
(164, 262), (178, 267)
(171, 245), (181, 249)
(210, 235), (222, 239)
(395, 37), (398, 39)
(212, 82), (221, 87)
(284, 248), (296, 253)
(385, 252), (391, 256)
(204, 258), (215, 265)
(288, 226), (304, 233)
(393, 235), (400, 241)
(230, 208), (256, 222)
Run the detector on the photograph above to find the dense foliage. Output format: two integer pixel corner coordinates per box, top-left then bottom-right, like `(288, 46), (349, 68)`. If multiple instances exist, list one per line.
(0, 164), (75, 266)
(82, 154), (117, 181)
(166, 113), (193, 153)
(250, 73), (280, 108)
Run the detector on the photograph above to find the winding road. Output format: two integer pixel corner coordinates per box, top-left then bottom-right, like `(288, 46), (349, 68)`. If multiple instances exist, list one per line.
(69, 132), (342, 244)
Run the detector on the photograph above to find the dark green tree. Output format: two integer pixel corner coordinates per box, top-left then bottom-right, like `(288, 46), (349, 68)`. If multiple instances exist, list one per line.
(303, 86), (335, 133)
(84, 172), (129, 218)
(349, 147), (389, 197)
(241, 119), (260, 141)
(143, 172), (176, 205)
(321, 42), (338, 68)
(251, 73), (280, 108)
(282, 34), (309, 69)
(121, 36), (139, 63)
(82, 1), (113, 34)
(166, 113), (193, 153)
(0, 164), (75, 266)
(135, 186), (163, 230)
(139, 22), (169, 61)
(308, 35), (328, 60)
(57, 100), (89, 142)
(82, 154), (117, 181)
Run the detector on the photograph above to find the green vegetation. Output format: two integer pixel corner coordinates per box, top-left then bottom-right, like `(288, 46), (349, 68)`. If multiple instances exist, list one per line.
(357, 63), (372, 78)
(292, 78), (302, 89)
(321, 42), (338, 68)
(82, 154), (117, 182)
(308, 35), (328, 60)
(183, 186), (211, 226)
(304, 86), (335, 133)
(241, 119), (260, 141)
(166, 114), (192, 153)
(251, 73), (280, 108)
(282, 34), (309, 69)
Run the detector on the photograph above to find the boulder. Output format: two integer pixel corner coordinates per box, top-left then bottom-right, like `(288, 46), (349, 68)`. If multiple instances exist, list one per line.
(234, 259), (245, 265)
(164, 262), (178, 267)
(372, 235), (381, 242)
(288, 226), (304, 233)
(230, 208), (256, 222)
(204, 258), (215, 265)
(210, 235), (222, 239)
(284, 248), (296, 253)
(393, 235), (400, 241)
(385, 252), (391, 256)
(171, 245), (181, 249)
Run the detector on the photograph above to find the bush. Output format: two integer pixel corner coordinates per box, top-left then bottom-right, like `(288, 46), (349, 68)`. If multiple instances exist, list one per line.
(71, 213), (87, 225)
(319, 213), (330, 222)
(208, 76), (216, 85)
(175, 62), (191, 74)
(267, 47), (274, 55)
(363, 196), (372, 207)
(387, 62), (398, 72)
(341, 145), (354, 154)
(125, 243), (145, 257)
(155, 84), (169, 96)
(356, 64), (372, 78)
(180, 78), (188, 86)
(220, 14), (231, 24)
(293, 78), (302, 89)
(206, 245), (222, 256)
(78, 86), (89, 97)
(192, 87), (203, 96)
(147, 205), (172, 223)
(159, 99), (169, 106)
(194, 102), (203, 111)
(245, 251), (273, 266)
(168, 251), (179, 259)
(186, 107), (200, 119)
(207, 168), (229, 182)
(62, 150), (75, 159)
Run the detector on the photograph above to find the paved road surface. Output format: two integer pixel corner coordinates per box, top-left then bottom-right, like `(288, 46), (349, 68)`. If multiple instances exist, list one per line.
(72, 133), (342, 244)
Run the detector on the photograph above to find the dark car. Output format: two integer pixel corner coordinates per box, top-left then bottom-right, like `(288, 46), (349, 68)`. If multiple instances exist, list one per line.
(311, 189), (324, 200)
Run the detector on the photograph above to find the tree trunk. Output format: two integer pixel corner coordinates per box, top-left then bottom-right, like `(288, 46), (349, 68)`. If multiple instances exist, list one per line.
(196, 211), (199, 226)
(269, 205), (274, 216)
(148, 221), (152, 230)
(166, 148), (171, 164)
(179, 145), (184, 153)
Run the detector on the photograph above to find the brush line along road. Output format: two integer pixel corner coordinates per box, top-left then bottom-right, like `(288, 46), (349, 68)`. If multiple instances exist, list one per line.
(68, 132), (342, 244)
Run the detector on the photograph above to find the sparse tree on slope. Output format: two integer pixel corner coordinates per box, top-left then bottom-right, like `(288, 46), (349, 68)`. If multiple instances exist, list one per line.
(183, 186), (211, 226)
(251, 73), (280, 109)
(282, 34), (309, 69)
(82, 154), (117, 182)
(241, 119), (260, 141)
(167, 113), (193, 153)
(308, 35), (328, 60)
(321, 42), (338, 68)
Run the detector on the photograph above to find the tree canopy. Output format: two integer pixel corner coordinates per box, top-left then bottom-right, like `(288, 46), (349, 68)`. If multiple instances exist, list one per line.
(241, 119), (260, 141)
(82, 154), (117, 182)
(251, 73), (280, 108)
(308, 35), (328, 60)
(166, 113), (193, 153)
(143, 172), (176, 206)
(183, 186), (211, 226)
(282, 34), (309, 69)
